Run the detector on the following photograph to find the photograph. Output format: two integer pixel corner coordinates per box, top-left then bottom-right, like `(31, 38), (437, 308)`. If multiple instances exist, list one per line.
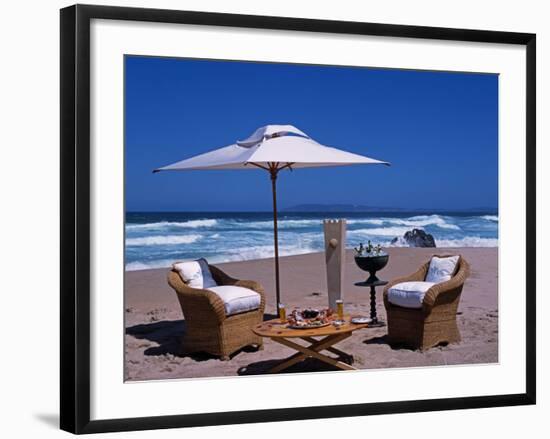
(123, 55), (499, 381)
(0, 0), (543, 435)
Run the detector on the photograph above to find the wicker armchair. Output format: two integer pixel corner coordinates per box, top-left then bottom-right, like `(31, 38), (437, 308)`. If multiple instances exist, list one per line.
(167, 264), (266, 360)
(383, 255), (470, 351)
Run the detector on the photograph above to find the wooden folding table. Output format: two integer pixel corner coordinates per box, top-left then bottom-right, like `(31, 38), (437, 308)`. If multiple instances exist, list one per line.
(253, 316), (368, 373)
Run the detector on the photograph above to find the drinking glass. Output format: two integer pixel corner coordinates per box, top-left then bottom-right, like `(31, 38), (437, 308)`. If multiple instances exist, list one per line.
(336, 300), (344, 320)
(278, 303), (286, 322)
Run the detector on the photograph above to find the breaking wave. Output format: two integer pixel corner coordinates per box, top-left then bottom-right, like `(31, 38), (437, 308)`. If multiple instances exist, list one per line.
(434, 237), (499, 247)
(125, 211), (498, 270)
(126, 219), (218, 230)
(126, 234), (202, 246)
(348, 227), (411, 237)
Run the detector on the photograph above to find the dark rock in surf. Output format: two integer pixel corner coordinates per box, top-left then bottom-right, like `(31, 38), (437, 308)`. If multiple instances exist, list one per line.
(391, 228), (436, 247)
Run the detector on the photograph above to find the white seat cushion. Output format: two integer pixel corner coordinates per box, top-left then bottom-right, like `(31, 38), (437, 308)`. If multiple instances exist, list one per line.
(208, 285), (261, 316)
(425, 255), (459, 283)
(387, 281), (436, 309)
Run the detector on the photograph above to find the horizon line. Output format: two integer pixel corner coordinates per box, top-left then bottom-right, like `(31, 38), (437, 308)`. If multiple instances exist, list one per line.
(125, 207), (499, 213)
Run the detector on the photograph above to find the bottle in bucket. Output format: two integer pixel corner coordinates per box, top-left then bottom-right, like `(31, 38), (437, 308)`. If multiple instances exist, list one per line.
(278, 303), (286, 322)
(336, 299), (344, 320)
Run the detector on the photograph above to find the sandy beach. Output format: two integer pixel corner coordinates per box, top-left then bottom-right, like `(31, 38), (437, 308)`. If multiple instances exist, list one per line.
(125, 247), (498, 381)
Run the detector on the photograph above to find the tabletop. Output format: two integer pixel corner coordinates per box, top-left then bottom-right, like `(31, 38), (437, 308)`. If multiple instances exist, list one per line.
(253, 315), (368, 338)
(354, 279), (389, 287)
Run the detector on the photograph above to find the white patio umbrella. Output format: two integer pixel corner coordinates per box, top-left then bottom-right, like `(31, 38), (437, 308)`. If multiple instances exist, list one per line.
(154, 125), (389, 306)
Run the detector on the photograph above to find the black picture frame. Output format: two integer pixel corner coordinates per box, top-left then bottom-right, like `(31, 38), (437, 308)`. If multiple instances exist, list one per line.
(60, 4), (536, 434)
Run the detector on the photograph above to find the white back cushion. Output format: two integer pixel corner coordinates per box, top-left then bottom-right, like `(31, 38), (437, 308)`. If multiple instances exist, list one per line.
(173, 261), (203, 289)
(425, 255), (459, 283)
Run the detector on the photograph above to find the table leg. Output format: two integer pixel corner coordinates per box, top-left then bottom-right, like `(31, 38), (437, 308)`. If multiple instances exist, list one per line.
(269, 333), (355, 373)
(269, 335), (346, 374)
(268, 351), (307, 374)
(302, 336), (352, 361)
(369, 285), (385, 327)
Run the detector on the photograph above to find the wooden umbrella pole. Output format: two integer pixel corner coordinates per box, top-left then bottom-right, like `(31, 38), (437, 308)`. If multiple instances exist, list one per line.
(269, 164), (281, 307)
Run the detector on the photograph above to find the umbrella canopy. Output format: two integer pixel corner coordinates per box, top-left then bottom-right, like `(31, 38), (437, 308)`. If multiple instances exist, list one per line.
(154, 125), (389, 307)
(155, 125), (388, 172)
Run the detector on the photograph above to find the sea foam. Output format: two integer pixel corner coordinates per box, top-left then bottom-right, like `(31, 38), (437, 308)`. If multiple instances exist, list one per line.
(435, 236), (498, 247)
(124, 211), (498, 269)
(126, 219), (218, 231)
(346, 214), (460, 230)
(126, 234), (202, 246)
(348, 226), (412, 237)
(125, 259), (175, 271)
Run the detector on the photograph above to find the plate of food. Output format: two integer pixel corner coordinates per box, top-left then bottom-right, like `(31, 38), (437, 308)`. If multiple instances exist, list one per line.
(286, 308), (334, 329)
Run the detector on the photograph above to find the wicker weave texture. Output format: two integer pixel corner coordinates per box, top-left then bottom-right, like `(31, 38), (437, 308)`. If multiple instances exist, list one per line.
(383, 254), (470, 351)
(167, 264), (266, 360)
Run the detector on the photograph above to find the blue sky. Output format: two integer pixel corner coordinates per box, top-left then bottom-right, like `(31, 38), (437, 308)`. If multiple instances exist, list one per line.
(125, 56), (498, 212)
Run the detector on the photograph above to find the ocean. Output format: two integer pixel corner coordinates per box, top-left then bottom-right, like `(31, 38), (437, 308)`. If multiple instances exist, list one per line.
(125, 211), (498, 271)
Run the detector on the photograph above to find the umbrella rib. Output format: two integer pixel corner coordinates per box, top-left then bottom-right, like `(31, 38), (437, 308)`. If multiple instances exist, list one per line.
(246, 161), (295, 173)
(246, 162), (270, 171)
(277, 162), (295, 172)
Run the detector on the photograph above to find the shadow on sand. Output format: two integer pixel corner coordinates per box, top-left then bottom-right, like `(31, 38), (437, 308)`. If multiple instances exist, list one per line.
(362, 334), (389, 345)
(126, 316), (270, 362)
(126, 319), (185, 356)
(362, 334), (412, 351)
(238, 357), (343, 376)
(362, 334), (449, 351)
(126, 320), (222, 361)
(362, 334), (412, 350)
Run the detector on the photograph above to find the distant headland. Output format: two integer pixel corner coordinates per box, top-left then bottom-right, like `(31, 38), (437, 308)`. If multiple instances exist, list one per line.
(282, 204), (497, 213)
